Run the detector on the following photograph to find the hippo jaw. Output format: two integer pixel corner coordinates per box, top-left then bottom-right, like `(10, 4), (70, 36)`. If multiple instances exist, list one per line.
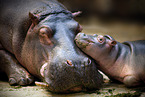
(39, 57), (103, 93)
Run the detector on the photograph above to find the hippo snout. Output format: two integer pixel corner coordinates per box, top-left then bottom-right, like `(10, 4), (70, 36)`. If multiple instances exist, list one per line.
(41, 57), (103, 93)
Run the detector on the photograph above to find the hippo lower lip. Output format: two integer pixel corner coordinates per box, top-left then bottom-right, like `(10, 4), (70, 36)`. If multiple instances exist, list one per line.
(35, 81), (84, 92)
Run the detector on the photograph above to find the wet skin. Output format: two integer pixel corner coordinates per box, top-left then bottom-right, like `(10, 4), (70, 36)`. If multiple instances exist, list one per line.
(0, 0), (103, 93)
(75, 33), (145, 87)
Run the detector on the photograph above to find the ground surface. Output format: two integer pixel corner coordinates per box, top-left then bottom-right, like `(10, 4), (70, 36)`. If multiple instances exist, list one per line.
(0, 16), (145, 97)
(0, 80), (145, 97)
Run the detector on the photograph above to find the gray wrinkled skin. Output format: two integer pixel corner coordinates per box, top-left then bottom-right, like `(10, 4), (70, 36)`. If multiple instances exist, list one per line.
(75, 33), (145, 87)
(0, 0), (103, 93)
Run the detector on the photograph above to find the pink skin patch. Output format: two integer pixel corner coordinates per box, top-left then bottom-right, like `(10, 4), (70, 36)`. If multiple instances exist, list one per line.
(40, 63), (48, 77)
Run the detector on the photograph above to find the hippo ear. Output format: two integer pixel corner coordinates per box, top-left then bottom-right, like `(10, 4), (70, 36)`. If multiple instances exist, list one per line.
(72, 11), (82, 17)
(29, 12), (39, 25)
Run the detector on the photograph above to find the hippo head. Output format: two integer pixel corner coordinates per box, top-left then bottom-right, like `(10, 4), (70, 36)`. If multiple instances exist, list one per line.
(21, 12), (103, 93)
(75, 33), (117, 61)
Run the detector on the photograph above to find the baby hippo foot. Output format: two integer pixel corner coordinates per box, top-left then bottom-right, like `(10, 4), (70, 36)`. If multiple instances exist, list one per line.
(123, 75), (141, 87)
(0, 50), (34, 86)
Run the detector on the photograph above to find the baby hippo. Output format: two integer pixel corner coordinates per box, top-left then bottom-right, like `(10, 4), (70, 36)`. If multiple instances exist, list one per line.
(75, 33), (145, 87)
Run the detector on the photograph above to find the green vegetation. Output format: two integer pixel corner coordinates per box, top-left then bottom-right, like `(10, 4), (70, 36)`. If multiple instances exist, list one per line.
(12, 86), (22, 89)
(9, 89), (14, 91)
(108, 89), (115, 94)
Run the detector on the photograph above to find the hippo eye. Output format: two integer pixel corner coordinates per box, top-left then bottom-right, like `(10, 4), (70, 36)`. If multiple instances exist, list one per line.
(39, 27), (53, 45)
(97, 35), (105, 43)
(39, 27), (52, 38)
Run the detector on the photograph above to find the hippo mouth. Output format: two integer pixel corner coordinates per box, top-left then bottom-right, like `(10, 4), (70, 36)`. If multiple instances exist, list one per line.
(39, 60), (103, 93)
(39, 63), (85, 92)
(35, 81), (85, 93)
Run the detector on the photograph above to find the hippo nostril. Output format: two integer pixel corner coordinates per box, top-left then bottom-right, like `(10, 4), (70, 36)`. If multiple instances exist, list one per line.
(83, 58), (92, 67)
(88, 59), (92, 65)
(66, 60), (73, 66)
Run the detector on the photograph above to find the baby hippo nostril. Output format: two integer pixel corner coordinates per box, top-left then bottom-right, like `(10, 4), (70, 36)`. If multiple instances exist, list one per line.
(111, 41), (117, 46)
(109, 40), (117, 46)
(83, 58), (92, 67)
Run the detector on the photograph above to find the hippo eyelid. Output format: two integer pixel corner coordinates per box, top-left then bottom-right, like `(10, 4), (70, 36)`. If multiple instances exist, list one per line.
(39, 26), (52, 32)
(39, 26), (53, 37)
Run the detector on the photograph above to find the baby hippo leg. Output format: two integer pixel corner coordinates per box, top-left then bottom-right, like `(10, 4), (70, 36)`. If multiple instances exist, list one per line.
(123, 75), (142, 87)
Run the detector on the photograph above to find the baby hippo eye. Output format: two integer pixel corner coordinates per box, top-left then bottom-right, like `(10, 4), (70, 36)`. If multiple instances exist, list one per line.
(97, 35), (105, 43)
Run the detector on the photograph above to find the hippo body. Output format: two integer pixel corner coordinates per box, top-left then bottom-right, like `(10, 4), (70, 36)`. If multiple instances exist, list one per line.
(0, 0), (103, 93)
(75, 33), (145, 87)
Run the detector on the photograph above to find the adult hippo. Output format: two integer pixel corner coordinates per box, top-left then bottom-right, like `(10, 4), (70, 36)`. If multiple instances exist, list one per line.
(75, 33), (145, 87)
(0, 0), (103, 93)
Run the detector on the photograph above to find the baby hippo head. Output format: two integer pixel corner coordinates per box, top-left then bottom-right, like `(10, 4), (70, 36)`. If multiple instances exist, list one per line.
(75, 33), (117, 60)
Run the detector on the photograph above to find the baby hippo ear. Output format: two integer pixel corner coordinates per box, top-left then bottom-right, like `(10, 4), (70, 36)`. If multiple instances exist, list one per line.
(109, 40), (117, 46)
(29, 12), (39, 25)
